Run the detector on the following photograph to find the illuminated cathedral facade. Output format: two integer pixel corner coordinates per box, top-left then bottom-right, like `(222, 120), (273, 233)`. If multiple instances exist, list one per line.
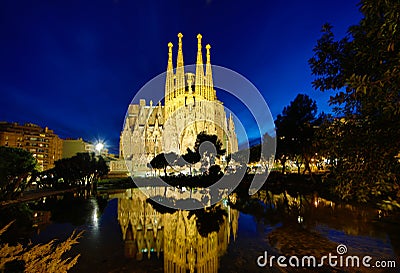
(120, 33), (238, 176)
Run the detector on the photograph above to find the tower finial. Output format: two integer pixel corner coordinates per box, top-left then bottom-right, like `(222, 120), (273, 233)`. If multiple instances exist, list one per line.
(205, 44), (214, 100)
(177, 33), (184, 67)
(206, 44), (211, 64)
(165, 42), (175, 113)
(197, 34), (202, 45)
(176, 33), (185, 96)
(195, 34), (204, 96)
(167, 42), (173, 70)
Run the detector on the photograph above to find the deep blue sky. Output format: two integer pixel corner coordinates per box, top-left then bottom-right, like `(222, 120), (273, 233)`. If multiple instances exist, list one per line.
(0, 0), (362, 154)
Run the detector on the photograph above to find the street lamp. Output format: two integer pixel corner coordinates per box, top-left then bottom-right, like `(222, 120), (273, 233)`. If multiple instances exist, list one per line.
(95, 142), (104, 156)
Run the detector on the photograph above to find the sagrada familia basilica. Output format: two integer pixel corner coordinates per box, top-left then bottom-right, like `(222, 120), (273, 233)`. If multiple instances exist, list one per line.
(119, 33), (238, 176)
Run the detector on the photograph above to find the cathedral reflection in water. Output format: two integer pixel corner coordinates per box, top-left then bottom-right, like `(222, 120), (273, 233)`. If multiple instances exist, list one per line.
(110, 188), (239, 273)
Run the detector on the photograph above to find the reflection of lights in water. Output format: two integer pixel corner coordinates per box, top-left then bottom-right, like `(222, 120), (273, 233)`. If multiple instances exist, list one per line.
(42, 197), (46, 203)
(140, 248), (156, 253)
(229, 195), (236, 204)
(34, 212), (38, 217)
(90, 198), (100, 231)
(297, 215), (303, 223)
(93, 210), (98, 225)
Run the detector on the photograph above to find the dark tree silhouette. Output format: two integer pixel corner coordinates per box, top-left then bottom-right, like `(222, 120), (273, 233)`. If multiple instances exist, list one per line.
(275, 94), (319, 175)
(208, 164), (222, 177)
(230, 132), (275, 171)
(53, 152), (109, 188)
(309, 0), (400, 207)
(150, 152), (178, 176)
(188, 205), (227, 237)
(194, 132), (225, 157)
(0, 147), (37, 200)
(181, 148), (201, 175)
(194, 132), (225, 173)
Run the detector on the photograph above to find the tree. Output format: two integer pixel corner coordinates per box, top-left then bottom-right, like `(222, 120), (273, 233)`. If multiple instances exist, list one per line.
(188, 204), (227, 237)
(0, 147), (37, 200)
(274, 94), (319, 175)
(208, 164), (222, 177)
(95, 156), (109, 180)
(194, 132), (226, 172)
(53, 153), (109, 188)
(230, 132), (275, 170)
(262, 132), (276, 164)
(150, 152), (178, 176)
(181, 148), (201, 175)
(309, 0), (400, 206)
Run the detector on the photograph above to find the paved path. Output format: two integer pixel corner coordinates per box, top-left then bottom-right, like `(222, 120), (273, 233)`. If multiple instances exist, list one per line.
(0, 187), (80, 207)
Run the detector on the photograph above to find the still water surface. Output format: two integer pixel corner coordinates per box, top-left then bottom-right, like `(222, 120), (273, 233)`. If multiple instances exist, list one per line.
(3, 188), (399, 272)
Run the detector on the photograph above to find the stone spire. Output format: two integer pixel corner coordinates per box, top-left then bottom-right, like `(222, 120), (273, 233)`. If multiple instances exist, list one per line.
(176, 33), (185, 96)
(165, 42), (174, 103)
(195, 34), (204, 97)
(205, 44), (214, 101)
(229, 113), (235, 130)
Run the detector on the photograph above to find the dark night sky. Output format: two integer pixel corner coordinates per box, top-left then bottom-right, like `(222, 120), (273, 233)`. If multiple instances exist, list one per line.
(0, 0), (361, 154)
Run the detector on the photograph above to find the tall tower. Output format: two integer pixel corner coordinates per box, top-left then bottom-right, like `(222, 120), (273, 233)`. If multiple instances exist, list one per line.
(164, 34), (216, 112)
(165, 42), (174, 118)
(119, 33), (239, 176)
(195, 34), (204, 97)
(205, 44), (215, 101)
(162, 33), (235, 153)
(176, 33), (185, 97)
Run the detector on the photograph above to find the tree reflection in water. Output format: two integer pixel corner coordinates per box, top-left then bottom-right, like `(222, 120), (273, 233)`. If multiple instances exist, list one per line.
(232, 189), (400, 260)
(1, 185), (399, 272)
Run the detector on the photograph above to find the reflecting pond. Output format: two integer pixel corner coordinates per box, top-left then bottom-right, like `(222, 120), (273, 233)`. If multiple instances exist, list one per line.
(1, 188), (399, 272)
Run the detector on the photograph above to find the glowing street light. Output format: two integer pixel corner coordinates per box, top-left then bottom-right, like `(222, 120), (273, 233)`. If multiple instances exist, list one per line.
(95, 142), (104, 155)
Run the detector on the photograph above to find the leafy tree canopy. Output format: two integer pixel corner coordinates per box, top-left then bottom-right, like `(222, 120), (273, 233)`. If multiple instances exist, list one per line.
(274, 94), (321, 174)
(150, 152), (178, 176)
(309, 0), (400, 206)
(0, 147), (37, 200)
(194, 132), (225, 158)
(180, 148), (201, 175)
(52, 152), (109, 187)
